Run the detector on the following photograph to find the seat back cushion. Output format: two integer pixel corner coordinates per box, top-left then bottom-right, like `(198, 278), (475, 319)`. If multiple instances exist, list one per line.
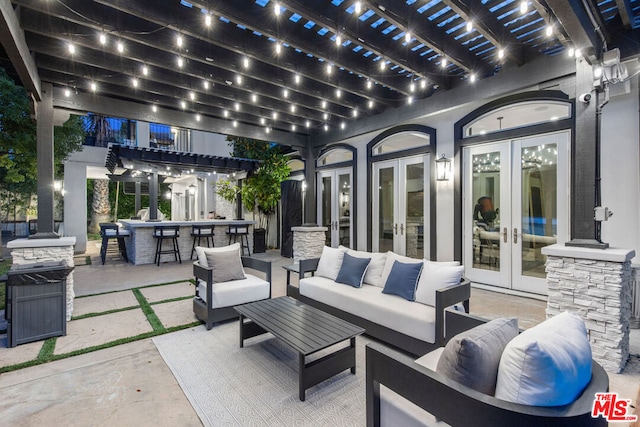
(341, 246), (387, 287)
(382, 260), (423, 301)
(436, 317), (518, 395)
(414, 263), (464, 306)
(335, 252), (371, 288)
(196, 242), (241, 268)
(495, 311), (592, 406)
(315, 245), (347, 280)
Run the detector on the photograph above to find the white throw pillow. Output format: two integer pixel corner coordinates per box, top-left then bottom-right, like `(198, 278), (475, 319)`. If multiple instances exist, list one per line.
(380, 252), (423, 286)
(341, 246), (387, 287)
(196, 243), (242, 269)
(414, 262), (464, 306)
(315, 246), (347, 280)
(495, 311), (592, 406)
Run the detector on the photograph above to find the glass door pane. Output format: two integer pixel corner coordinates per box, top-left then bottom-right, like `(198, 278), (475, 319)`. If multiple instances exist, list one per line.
(471, 151), (502, 271)
(404, 162), (424, 259)
(378, 166), (395, 252)
(338, 172), (351, 248)
(321, 175), (332, 244)
(520, 143), (558, 278)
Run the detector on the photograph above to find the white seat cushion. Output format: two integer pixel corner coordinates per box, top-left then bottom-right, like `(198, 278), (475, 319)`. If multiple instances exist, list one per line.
(104, 229), (130, 237)
(193, 228), (214, 235)
(300, 276), (436, 343)
(154, 229), (177, 237)
(197, 274), (269, 308)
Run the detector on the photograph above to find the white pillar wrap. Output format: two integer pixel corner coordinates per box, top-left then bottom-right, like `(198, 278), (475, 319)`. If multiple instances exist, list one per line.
(7, 237), (77, 321)
(542, 244), (635, 373)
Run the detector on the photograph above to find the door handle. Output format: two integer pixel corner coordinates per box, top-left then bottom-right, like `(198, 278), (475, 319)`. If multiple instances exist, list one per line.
(394, 223), (398, 235)
(400, 223), (404, 235)
(334, 221), (338, 230)
(513, 227), (518, 244)
(503, 227), (508, 243)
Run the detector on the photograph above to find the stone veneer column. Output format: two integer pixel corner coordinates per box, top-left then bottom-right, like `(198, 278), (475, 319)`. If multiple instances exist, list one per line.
(7, 237), (77, 321)
(542, 244), (635, 373)
(291, 226), (327, 263)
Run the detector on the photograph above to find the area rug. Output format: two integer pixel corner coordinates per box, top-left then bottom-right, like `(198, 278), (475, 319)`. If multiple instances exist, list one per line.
(153, 321), (368, 426)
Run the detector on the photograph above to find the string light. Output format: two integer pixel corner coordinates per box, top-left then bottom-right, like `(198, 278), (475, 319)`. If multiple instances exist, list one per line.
(196, 114), (201, 122)
(441, 57), (448, 68)
(407, 96), (414, 104)
(132, 78), (138, 88)
(177, 57), (184, 68)
(189, 91), (195, 100)
(223, 109), (229, 118)
(498, 49), (505, 59)
(236, 74), (242, 85)
(275, 43), (282, 55)
(64, 88), (71, 97)
(336, 88), (342, 98)
(283, 88), (289, 98)
(274, 2), (281, 15)
(306, 120), (311, 128)
(205, 14), (212, 27)
(290, 104), (296, 112)
(272, 111), (278, 120)
(321, 100), (327, 109)
(380, 59), (386, 70)
(142, 65), (149, 76)
(180, 100), (186, 109)
(409, 82), (415, 92)
(243, 57), (249, 68)
(291, 124), (297, 131)
(99, 33), (107, 45)
(233, 120), (238, 128)
(366, 80), (372, 89)
(470, 73), (477, 82)
(405, 32), (411, 43)
(327, 64), (333, 74)
(355, 1), (362, 14)
(352, 109), (358, 117)
(341, 122), (346, 130)
(260, 117), (266, 125)
(176, 35), (183, 47)
(466, 21), (473, 32)
(117, 41), (124, 53)
(520, 1), (528, 14)
(68, 43), (75, 54)
(203, 80), (210, 89)
(420, 79), (427, 89)
(152, 105), (157, 113)
(90, 82), (97, 92)
(546, 25), (553, 37)
(336, 34), (342, 46)
(294, 74), (301, 84)
(251, 93), (258, 103)
(235, 102), (240, 111)
(323, 112), (329, 120)
(368, 99), (374, 109)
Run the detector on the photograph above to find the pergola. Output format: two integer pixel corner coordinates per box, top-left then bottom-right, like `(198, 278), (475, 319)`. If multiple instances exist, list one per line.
(0, 0), (637, 238)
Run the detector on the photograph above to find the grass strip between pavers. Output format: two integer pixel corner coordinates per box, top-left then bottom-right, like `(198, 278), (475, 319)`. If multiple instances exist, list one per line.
(0, 321), (202, 374)
(0, 280), (201, 374)
(132, 288), (165, 333)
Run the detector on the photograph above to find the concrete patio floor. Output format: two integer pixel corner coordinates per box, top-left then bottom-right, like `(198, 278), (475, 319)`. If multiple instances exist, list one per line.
(0, 243), (638, 426)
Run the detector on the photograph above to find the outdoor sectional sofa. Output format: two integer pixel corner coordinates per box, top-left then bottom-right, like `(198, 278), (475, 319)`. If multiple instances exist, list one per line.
(287, 246), (471, 356)
(366, 310), (609, 426)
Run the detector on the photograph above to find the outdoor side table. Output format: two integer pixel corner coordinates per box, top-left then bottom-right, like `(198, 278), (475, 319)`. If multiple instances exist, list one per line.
(4, 261), (74, 348)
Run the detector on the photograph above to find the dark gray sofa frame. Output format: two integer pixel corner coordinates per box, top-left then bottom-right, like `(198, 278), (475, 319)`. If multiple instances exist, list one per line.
(193, 257), (272, 330)
(366, 310), (609, 427)
(286, 257), (471, 356)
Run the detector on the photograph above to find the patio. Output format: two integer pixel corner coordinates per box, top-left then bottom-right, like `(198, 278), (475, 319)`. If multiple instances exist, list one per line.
(0, 243), (639, 425)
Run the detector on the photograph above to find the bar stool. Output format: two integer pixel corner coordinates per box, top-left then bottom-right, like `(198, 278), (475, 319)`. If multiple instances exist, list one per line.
(190, 224), (215, 260)
(99, 223), (130, 265)
(153, 225), (181, 266)
(227, 224), (251, 256)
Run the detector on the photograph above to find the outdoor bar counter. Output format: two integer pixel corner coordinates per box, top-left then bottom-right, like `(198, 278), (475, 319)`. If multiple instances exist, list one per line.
(118, 219), (255, 265)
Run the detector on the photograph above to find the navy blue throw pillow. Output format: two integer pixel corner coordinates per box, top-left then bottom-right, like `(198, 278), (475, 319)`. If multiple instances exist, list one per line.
(382, 260), (423, 301)
(335, 253), (371, 288)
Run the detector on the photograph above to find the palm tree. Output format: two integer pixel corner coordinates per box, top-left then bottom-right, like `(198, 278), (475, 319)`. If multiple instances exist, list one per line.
(88, 179), (111, 233)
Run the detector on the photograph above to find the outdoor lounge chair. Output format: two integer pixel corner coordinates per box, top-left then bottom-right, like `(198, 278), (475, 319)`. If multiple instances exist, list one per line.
(193, 253), (272, 329)
(366, 310), (609, 427)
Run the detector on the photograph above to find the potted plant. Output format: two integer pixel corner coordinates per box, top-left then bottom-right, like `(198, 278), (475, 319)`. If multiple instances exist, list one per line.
(214, 137), (290, 253)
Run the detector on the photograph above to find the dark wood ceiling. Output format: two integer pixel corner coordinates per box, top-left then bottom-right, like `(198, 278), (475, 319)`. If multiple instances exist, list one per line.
(4, 0), (639, 138)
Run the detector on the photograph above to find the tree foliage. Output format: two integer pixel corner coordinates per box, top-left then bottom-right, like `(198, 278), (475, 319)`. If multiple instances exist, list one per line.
(219, 136), (291, 230)
(0, 68), (84, 220)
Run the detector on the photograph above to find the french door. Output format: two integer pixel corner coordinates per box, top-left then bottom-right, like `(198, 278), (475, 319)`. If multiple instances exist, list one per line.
(372, 155), (429, 258)
(317, 168), (352, 248)
(463, 131), (569, 294)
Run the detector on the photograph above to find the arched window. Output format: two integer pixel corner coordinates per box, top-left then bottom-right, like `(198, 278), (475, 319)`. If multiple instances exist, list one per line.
(462, 100), (571, 138)
(317, 148), (353, 166)
(371, 131), (431, 156)
(287, 158), (305, 173)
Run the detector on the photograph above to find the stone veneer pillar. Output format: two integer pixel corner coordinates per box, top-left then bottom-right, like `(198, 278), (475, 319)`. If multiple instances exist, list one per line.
(7, 237), (76, 321)
(291, 226), (327, 263)
(542, 244), (635, 373)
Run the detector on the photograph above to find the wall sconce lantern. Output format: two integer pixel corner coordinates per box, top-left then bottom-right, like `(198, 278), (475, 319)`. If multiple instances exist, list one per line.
(188, 183), (197, 195)
(435, 154), (452, 181)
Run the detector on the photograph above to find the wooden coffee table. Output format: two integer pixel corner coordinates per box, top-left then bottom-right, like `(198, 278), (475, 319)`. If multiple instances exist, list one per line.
(234, 296), (365, 401)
